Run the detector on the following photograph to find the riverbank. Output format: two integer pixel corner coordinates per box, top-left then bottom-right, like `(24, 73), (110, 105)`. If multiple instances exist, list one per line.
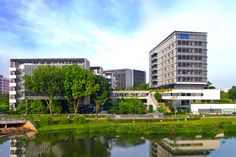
(2, 115), (236, 135)
(38, 117), (236, 135)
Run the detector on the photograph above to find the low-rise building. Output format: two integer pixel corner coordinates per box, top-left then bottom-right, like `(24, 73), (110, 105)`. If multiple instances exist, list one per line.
(191, 103), (236, 114)
(104, 69), (146, 90)
(9, 58), (90, 110)
(0, 75), (9, 95)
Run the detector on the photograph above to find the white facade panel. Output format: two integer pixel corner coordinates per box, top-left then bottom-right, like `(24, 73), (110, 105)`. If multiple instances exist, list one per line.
(9, 91), (16, 95)
(191, 104), (236, 114)
(162, 89), (220, 100)
(9, 99), (16, 103)
(10, 83), (16, 87)
(9, 67), (16, 71)
(9, 75), (16, 79)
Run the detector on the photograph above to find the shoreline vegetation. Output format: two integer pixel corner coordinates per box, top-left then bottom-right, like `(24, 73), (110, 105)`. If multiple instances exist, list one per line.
(2, 114), (236, 135)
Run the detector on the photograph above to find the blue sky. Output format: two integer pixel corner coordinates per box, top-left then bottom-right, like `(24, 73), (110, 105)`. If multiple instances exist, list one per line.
(0, 0), (236, 89)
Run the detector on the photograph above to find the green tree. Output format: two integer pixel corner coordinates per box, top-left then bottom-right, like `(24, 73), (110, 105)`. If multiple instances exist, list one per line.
(154, 92), (162, 102)
(30, 99), (46, 114)
(204, 81), (216, 89)
(0, 94), (9, 113)
(92, 75), (110, 113)
(63, 65), (99, 114)
(133, 83), (149, 90)
(109, 98), (146, 114)
(16, 99), (29, 114)
(24, 65), (63, 114)
(229, 86), (236, 102)
(220, 91), (231, 103)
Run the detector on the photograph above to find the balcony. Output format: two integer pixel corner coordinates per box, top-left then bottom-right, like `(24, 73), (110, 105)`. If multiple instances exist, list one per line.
(9, 75), (16, 79)
(10, 83), (16, 87)
(9, 67), (16, 71)
(9, 99), (16, 103)
(9, 91), (16, 95)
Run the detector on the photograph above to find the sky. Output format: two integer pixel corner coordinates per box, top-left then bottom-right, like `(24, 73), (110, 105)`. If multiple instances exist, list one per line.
(0, 0), (236, 89)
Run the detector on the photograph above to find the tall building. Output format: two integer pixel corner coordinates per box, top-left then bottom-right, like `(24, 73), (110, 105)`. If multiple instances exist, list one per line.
(149, 31), (207, 89)
(9, 58), (90, 110)
(0, 75), (9, 95)
(104, 69), (146, 90)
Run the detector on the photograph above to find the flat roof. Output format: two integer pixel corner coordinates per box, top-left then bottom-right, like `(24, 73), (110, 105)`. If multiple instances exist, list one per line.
(149, 31), (207, 53)
(10, 58), (89, 63)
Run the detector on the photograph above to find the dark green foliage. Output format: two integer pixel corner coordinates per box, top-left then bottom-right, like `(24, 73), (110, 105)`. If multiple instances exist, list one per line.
(24, 65), (64, 114)
(30, 99), (46, 114)
(51, 101), (62, 114)
(204, 81), (216, 89)
(0, 94), (9, 113)
(148, 105), (153, 113)
(63, 65), (99, 114)
(133, 83), (149, 90)
(92, 75), (110, 113)
(73, 115), (86, 124)
(109, 98), (147, 114)
(229, 86), (236, 101)
(16, 99), (28, 114)
(220, 90), (231, 103)
(154, 92), (162, 101)
(16, 99), (46, 114)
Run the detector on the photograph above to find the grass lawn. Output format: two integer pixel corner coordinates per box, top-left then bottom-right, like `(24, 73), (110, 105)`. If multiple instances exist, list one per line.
(38, 118), (236, 135)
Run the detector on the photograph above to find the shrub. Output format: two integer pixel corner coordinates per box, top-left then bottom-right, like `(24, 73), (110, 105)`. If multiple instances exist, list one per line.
(73, 115), (86, 124)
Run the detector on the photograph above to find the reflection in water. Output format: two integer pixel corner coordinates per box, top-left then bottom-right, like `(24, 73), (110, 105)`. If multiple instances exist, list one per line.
(0, 132), (231, 157)
(150, 138), (220, 157)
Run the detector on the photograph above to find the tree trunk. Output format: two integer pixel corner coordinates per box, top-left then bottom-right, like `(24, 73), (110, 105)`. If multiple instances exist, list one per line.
(95, 100), (100, 114)
(49, 96), (53, 114)
(44, 96), (53, 114)
(74, 98), (81, 115)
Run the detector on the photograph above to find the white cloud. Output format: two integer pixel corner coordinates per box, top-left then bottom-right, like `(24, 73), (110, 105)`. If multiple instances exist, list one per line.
(0, 0), (236, 88)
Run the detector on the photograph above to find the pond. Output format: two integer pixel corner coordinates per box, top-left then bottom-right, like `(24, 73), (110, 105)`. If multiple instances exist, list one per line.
(1, 131), (236, 157)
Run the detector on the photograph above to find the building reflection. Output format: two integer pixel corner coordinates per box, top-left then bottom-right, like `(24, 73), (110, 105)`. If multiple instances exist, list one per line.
(4, 133), (222, 157)
(149, 138), (220, 157)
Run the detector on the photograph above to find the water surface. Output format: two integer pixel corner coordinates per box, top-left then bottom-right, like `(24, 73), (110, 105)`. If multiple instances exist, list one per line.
(1, 131), (236, 157)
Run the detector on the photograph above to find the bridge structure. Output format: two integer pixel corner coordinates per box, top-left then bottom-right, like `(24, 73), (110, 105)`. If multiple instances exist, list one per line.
(111, 90), (159, 110)
(0, 119), (26, 128)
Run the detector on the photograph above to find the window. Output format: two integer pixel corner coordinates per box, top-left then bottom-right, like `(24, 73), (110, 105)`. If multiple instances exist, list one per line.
(178, 40), (181, 45)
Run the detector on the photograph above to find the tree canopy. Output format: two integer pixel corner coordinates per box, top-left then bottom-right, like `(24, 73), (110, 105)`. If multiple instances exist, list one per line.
(24, 65), (63, 114)
(229, 86), (236, 101)
(63, 64), (99, 114)
(0, 94), (9, 113)
(92, 75), (110, 113)
(133, 83), (149, 90)
(154, 92), (162, 102)
(204, 81), (216, 89)
(109, 98), (146, 114)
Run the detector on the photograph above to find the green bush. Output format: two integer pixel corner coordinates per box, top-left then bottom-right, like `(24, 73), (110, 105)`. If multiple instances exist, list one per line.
(73, 115), (86, 124)
(109, 98), (147, 114)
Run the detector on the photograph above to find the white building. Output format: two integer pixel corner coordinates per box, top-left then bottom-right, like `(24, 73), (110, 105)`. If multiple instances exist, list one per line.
(149, 31), (207, 89)
(111, 89), (221, 110)
(9, 58), (90, 110)
(191, 103), (236, 114)
(162, 89), (220, 109)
